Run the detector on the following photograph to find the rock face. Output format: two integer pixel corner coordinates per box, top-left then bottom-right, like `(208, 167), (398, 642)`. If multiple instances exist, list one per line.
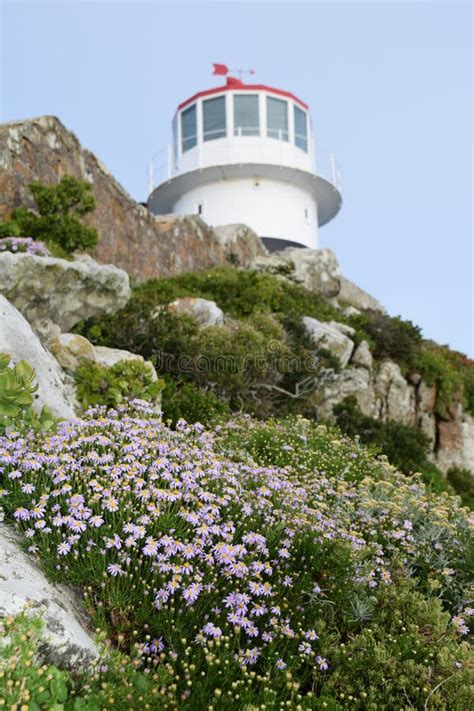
(303, 316), (354, 368)
(251, 248), (342, 298)
(0, 296), (76, 419)
(167, 297), (225, 327)
(338, 276), (386, 313)
(0, 523), (98, 670)
(213, 224), (268, 266)
(0, 116), (230, 281)
(308, 335), (474, 475)
(0, 251), (130, 332)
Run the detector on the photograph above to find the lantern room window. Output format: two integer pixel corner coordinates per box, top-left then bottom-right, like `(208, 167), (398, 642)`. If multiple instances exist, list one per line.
(181, 104), (197, 153)
(203, 96), (227, 141)
(266, 97), (288, 141)
(294, 105), (308, 152)
(234, 94), (259, 136)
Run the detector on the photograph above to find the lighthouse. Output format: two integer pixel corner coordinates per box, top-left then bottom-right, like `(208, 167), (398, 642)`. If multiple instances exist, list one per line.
(147, 67), (342, 251)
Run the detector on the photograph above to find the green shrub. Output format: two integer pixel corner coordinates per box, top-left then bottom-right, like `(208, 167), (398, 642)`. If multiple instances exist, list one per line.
(351, 310), (422, 370)
(333, 395), (450, 492)
(462, 359), (474, 416)
(75, 358), (164, 410)
(1, 175), (98, 255)
(161, 374), (230, 426)
(0, 611), (172, 709)
(415, 345), (464, 419)
(0, 219), (21, 238)
(0, 353), (55, 433)
(447, 466), (474, 510)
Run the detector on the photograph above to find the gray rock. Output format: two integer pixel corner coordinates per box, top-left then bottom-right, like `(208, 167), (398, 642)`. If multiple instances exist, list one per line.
(338, 276), (386, 313)
(342, 305), (362, 318)
(213, 224), (268, 266)
(351, 340), (373, 370)
(0, 296), (75, 419)
(49, 333), (97, 373)
(302, 316), (354, 368)
(0, 251), (130, 332)
(251, 248), (342, 298)
(329, 321), (356, 338)
(374, 361), (416, 425)
(0, 523), (98, 670)
(313, 367), (375, 420)
(166, 297), (224, 327)
(435, 414), (474, 474)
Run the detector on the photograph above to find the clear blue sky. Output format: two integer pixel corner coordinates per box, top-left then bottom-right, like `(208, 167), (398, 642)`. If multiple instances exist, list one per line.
(1, 1), (472, 355)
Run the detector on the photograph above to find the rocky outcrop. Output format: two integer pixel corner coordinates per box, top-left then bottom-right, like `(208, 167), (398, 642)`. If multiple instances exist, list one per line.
(0, 523), (98, 670)
(213, 224), (268, 266)
(306, 333), (473, 475)
(0, 116), (230, 280)
(303, 317), (354, 368)
(338, 276), (386, 313)
(251, 248), (342, 298)
(49, 333), (158, 382)
(0, 252), (130, 332)
(0, 296), (76, 419)
(166, 297), (224, 327)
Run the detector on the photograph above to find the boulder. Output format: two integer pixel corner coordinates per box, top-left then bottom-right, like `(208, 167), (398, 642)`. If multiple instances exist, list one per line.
(0, 116), (229, 281)
(302, 316), (354, 368)
(313, 367), (375, 420)
(0, 295), (75, 419)
(213, 224), (268, 266)
(329, 321), (356, 338)
(0, 523), (98, 670)
(374, 361), (416, 425)
(251, 248), (342, 298)
(351, 340), (373, 370)
(167, 297), (224, 327)
(49, 333), (97, 372)
(0, 251), (130, 332)
(338, 276), (386, 313)
(94, 345), (158, 380)
(436, 414), (474, 474)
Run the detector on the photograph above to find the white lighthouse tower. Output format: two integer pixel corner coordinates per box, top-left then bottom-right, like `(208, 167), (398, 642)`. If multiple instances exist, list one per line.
(148, 68), (342, 251)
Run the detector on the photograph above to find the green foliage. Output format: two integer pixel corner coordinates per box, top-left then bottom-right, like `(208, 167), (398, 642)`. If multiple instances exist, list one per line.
(75, 358), (164, 410)
(350, 310), (422, 370)
(1, 175), (98, 255)
(161, 374), (230, 426)
(0, 219), (21, 238)
(319, 583), (473, 710)
(0, 353), (56, 433)
(461, 358), (474, 416)
(447, 466), (474, 510)
(0, 611), (171, 709)
(415, 344), (464, 419)
(333, 395), (449, 492)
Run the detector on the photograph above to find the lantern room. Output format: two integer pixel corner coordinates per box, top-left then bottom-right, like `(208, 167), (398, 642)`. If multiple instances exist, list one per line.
(147, 76), (342, 251)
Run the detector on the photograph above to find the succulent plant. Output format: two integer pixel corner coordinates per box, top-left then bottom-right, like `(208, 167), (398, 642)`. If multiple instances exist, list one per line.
(0, 353), (56, 432)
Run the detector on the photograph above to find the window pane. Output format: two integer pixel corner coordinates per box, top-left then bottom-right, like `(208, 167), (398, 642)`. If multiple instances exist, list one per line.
(294, 105), (308, 151)
(203, 96), (226, 141)
(181, 105), (197, 153)
(267, 97), (288, 141)
(234, 94), (259, 136)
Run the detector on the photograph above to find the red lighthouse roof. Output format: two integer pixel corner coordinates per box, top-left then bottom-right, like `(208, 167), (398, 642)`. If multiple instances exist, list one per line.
(177, 77), (309, 113)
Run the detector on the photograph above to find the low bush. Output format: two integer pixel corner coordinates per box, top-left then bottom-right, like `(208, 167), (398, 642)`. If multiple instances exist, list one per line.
(447, 466), (474, 510)
(333, 395), (450, 492)
(414, 344), (464, 419)
(349, 310), (422, 371)
(161, 374), (230, 426)
(1, 402), (472, 708)
(0, 176), (98, 255)
(75, 359), (164, 410)
(0, 353), (55, 434)
(0, 611), (172, 709)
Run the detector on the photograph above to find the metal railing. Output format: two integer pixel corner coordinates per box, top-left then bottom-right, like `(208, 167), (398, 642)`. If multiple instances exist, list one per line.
(148, 131), (341, 195)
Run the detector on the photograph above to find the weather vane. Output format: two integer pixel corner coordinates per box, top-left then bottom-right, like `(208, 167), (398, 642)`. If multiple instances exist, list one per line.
(212, 63), (255, 80)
